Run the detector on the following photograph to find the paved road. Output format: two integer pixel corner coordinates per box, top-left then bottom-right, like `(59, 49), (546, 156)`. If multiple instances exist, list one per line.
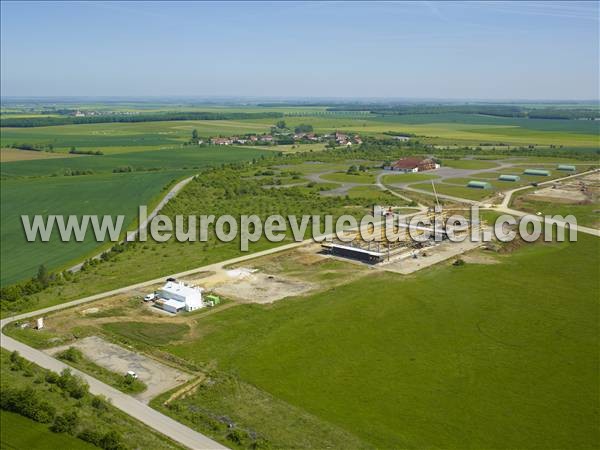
(0, 331), (227, 450)
(68, 175), (196, 272)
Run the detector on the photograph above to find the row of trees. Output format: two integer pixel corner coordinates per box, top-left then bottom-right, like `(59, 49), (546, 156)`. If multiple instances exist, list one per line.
(1, 111), (284, 128)
(3, 351), (127, 449)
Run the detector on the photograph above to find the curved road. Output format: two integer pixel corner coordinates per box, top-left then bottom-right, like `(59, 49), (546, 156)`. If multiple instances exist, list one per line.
(69, 174), (196, 272)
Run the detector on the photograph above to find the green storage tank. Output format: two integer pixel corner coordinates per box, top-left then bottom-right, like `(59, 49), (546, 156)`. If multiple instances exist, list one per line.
(498, 174), (520, 182)
(523, 169), (550, 176)
(205, 294), (221, 305)
(467, 181), (492, 189)
(557, 164), (576, 172)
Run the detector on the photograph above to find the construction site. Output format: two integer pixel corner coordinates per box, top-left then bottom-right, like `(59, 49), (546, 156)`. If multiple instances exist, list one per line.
(322, 205), (485, 267)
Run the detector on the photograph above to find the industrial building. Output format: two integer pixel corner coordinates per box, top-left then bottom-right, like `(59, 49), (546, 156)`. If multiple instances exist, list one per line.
(557, 164), (576, 172)
(524, 169), (551, 176)
(155, 281), (204, 313)
(467, 180), (492, 189)
(498, 174), (520, 182)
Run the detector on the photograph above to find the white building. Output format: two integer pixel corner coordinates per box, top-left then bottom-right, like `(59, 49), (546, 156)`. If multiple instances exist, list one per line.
(157, 281), (204, 313)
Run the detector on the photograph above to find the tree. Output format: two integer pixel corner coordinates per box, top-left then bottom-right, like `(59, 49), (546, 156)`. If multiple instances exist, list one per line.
(191, 129), (199, 141)
(36, 264), (49, 287)
(51, 411), (79, 433)
(275, 120), (287, 129)
(294, 124), (313, 133)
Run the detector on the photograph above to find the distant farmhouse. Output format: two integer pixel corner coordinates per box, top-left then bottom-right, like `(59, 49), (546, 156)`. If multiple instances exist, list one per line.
(385, 157), (440, 173)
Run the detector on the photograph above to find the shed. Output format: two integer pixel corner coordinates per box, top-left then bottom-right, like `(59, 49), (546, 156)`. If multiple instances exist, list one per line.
(523, 169), (550, 176)
(557, 164), (576, 172)
(467, 181), (492, 189)
(498, 174), (520, 182)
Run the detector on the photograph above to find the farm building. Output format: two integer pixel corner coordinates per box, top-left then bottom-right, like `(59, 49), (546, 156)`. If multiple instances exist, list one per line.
(498, 174), (520, 182)
(156, 281), (203, 313)
(385, 157), (440, 173)
(523, 169), (551, 176)
(557, 164), (576, 172)
(467, 181), (492, 189)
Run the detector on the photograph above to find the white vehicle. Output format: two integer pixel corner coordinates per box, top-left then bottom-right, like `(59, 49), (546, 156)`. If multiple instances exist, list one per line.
(144, 293), (156, 301)
(126, 370), (138, 379)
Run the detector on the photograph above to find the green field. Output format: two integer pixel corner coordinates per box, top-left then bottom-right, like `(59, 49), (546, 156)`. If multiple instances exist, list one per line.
(0, 146), (272, 285)
(0, 411), (96, 450)
(321, 171), (377, 184)
(441, 159), (500, 170)
(381, 172), (440, 184)
(411, 181), (499, 201)
(160, 236), (599, 449)
(102, 322), (189, 347)
(1, 146), (271, 177)
(0, 171), (186, 285)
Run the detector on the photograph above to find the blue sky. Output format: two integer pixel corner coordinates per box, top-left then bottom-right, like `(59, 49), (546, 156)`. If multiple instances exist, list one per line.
(1, 1), (598, 100)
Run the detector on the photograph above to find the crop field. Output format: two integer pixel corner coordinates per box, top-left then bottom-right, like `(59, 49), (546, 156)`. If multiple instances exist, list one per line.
(1, 146), (271, 178)
(0, 171), (189, 284)
(1, 411), (96, 450)
(0, 148), (82, 162)
(0, 120), (273, 152)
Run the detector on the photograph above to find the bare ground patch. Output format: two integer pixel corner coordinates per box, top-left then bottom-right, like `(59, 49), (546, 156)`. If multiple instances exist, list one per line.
(213, 272), (314, 304)
(46, 335), (192, 403)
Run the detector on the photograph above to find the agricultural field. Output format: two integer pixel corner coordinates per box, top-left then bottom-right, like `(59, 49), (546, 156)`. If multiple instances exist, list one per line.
(0, 411), (96, 450)
(0, 147), (82, 162)
(0, 170), (191, 284)
(1, 146), (271, 178)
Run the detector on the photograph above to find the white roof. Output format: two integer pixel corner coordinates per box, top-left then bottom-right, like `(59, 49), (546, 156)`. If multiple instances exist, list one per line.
(164, 299), (185, 309)
(161, 281), (203, 298)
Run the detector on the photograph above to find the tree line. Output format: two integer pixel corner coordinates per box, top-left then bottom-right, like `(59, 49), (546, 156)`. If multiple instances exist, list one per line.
(0, 111), (284, 128)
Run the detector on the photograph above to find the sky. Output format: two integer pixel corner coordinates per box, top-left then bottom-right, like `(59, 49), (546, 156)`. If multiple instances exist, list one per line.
(1, 1), (598, 100)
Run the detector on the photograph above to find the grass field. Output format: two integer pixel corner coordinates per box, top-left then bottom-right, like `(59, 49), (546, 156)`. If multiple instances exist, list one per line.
(160, 236), (599, 449)
(0, 411), (96, 450)
(381, 172), (440, 184)
(321, 171), (377, 184)
(411, 181), (499, 201)
(102, 322), (189, 347)
(441, 159), (500, 170)
(0, 171), (187, 285)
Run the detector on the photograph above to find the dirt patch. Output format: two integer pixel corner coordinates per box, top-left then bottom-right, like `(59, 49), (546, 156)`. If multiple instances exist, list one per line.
(526, 172), (599, 204)
(0, 148), (82, 162)
(526, 187), (587, 203)
(214, 272), (314, 304)
(462, 252), (499, 265)
(46, 336), (192, 403)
